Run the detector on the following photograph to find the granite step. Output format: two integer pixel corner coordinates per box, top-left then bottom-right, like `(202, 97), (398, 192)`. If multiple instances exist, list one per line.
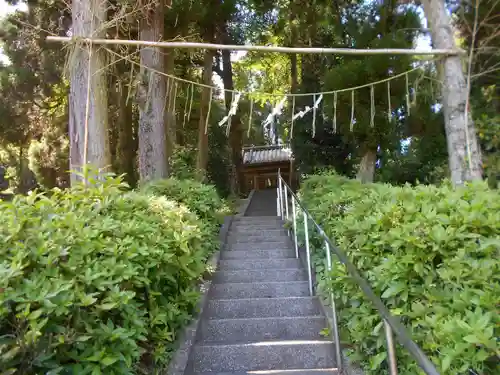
(218, 259), (301, 271)
(220, 249), (295, 260)
(227, 242), (293, 251)
(205, 297), (321, 319)
(190, 370), (339, 375)
(212, 269), (306, 284)
(209, 281), (310, 299)
(188, 341), (336, 373)
(198, 316), (327, 343)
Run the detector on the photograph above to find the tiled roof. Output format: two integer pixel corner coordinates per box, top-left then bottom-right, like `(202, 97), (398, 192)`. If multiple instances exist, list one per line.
(242, 145), (292, 165)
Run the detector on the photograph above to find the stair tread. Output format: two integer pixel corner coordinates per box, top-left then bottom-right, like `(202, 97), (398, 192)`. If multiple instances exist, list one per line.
(205, 297), (321, 319)
(194, 339), (335, 348)
(208, 296), (317, 302)
(209, 282), (310, 299)
(212, 269), (306, 284)
(190, 369), (339, 375)
(220, 250), (295, 259)
(218, 259), (301, 270)
(210, 281), (308, 287)
(201, 315), (325, 322)
(188, 340), (336, 372)
(198, 315), (327, 344)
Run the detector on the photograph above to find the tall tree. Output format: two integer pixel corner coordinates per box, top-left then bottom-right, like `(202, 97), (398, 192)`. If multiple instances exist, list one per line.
(137, 0), (168, 182)
(70, 0), (111, 183)
(422, 0), (483, 185)
(196, 2), (217, 178)
(196, 48), (215, 178)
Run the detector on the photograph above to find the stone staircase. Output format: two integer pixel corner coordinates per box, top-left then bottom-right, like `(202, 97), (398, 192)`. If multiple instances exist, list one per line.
(184, 190), (338, 375)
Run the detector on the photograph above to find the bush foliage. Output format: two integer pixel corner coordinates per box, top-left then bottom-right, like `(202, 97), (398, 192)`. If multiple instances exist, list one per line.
(141, 177), (230, 225)
(298, 172), (499, 375)
(0, 174), (224, 374)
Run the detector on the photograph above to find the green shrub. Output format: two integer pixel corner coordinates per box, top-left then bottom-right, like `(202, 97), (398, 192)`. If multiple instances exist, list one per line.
(141, 178), (230, 225)
(298, 172), (500, 375)
(0, 175), (218, 374)
(170, 146), (198, 181)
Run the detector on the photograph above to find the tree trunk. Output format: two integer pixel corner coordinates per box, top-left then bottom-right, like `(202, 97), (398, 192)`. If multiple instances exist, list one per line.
(356, 147), (377, 183)
(196, 48), (215, 180)
(422, 0), (482, 185)
(221, 47), (245, 195)
(289, 0), (299, 94)
(137, 3), (168, 182)
(116, 82), (136, 187)
(69, 0), (111, 184)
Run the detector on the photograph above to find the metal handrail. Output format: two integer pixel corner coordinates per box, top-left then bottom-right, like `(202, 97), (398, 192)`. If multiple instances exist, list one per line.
(276, 171), (440, 375)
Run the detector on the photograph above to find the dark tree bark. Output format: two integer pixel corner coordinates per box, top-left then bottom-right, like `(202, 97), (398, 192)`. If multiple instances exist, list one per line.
(137, 1), (168, 182)
(116, 81), (137, 187)
(196, 48), (215, 179)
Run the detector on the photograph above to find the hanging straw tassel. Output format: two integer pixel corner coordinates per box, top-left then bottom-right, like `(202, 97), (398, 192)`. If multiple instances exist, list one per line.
(162, 77), (171, 119)
(333, 91), (337, 133)
(182, 84), (189, 128)
(172, 81), (178, 121)
(187, 83), (194, 122)
(413, 75), (421, 106)
(350, 90), (355, 132)
(387, 80), (392, 121)
(312, 94), (317, 138)
(225, 91), (236, 136)
(247, 98), (254, 137)
(204, 87), (213, 134)
(370, 84), (375, 128)
(227, 91), (235, 136)
(405, 72), (411, 116)
(290, 96), (296, 139)
(167, 78), (175, 116)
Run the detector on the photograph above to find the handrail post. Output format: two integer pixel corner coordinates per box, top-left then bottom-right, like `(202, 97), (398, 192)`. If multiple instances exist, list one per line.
(384, 320), (398, 375)
(292, 197), (299, 258)
(303, 211), (313, 296)
(278, 174), (284, 220)
(284, 185), (289, 222)
(325, 241), (342, 372)
(276, 190), (280, 216)
(281, 180), (286, 221)
(277, 172), (283, 218)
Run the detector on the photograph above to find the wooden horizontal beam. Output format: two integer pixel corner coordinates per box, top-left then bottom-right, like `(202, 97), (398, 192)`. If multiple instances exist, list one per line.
(46, 36), (466, 56)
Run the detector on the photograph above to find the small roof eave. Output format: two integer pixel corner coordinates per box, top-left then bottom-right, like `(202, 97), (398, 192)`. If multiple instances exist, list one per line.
(242, 145), (293, 166)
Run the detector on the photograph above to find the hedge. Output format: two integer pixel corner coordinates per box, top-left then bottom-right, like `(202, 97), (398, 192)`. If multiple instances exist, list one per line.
(298, 172), (499, 375)
(141, 177), (230, 226)
(0, 175), (225, 374)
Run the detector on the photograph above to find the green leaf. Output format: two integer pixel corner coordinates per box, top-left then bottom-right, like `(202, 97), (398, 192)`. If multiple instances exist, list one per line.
(441, 355), (452, 371)
(101, 356), (119, 367)
(28, 309), (43, 320)
(381, 282), (405, 299)
(370, 352), (387, 370)
(463, 335), (480, 344)
(81, 295), (98, 306)
(97, 302), (117, 310)
(76, 335), (92, 342)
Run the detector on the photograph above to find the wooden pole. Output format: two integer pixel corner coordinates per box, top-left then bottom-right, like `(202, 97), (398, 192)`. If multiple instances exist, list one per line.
(46, 36), (465, 56)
